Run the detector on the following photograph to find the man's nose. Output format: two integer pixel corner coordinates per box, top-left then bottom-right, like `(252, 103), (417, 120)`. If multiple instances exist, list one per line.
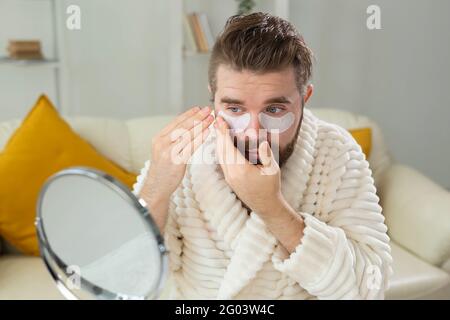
(244, 114), (261, 140)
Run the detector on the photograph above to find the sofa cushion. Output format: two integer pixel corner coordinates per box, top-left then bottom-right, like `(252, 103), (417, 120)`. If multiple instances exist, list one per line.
(311, 108), (392, 188)
(1, 241), (447, 300)
(126, 116), (174, 173)
(0, 255), (63, 300)
(66, 117), (136, 174)
(0, 254), (174, 300)
(348, 127), (372, 159)
(386, 242), (450, 299)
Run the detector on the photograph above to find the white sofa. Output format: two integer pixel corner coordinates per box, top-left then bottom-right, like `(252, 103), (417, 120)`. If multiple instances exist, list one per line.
(0, 108), (449, 300)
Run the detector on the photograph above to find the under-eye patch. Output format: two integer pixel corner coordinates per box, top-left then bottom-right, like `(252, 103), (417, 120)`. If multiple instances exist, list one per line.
(217, 110), (295, 133)
(258, 112), (295, 133)
(217, 110), (250, 132)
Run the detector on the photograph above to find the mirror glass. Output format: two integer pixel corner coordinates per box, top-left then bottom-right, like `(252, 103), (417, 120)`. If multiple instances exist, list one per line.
(36, 167), (168, 300)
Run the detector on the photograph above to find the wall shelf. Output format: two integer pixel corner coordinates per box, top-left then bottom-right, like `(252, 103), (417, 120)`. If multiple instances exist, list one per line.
(0, 0), (65, 117)
(0, 56), (59, 68)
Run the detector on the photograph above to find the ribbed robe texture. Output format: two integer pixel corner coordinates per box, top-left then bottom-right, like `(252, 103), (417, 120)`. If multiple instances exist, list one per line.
(133, 108), (393, 300)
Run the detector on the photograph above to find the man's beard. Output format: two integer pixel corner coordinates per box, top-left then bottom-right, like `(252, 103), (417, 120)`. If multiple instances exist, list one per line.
(233, 111), (303, 168)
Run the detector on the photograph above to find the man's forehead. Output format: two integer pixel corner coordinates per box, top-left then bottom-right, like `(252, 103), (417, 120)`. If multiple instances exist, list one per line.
(216, 64), (297, 94)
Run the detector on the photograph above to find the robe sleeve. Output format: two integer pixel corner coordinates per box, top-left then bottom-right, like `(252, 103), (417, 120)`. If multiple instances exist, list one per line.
(132, 160), (183, 272)
(272, 129), (393, 300)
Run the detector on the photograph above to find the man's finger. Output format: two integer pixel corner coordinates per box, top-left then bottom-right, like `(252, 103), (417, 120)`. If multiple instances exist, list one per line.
(162, 106), (212, 139)
(173, 114), (212, 150)
(214, 116), (228, 167)
(216, 116), (247, 166)
(258, 141), (272, 167)
(179, 128), (211, 163)
(172, 107), (213, 137)
(160, 106), (201, 136)
(258, 141), (279, 175)
(215, 115), (229, 134)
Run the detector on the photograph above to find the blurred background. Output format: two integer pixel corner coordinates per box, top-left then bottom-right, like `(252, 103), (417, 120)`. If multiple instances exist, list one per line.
(0, 0), (449, 187)
(1, 0), (450, 301)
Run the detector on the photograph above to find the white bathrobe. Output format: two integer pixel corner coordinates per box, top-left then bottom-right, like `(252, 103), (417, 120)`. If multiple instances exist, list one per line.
(132, 108), (393, 300)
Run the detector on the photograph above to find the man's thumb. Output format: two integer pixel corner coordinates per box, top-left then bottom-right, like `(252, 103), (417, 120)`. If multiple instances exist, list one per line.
(258, 141), (272, 166)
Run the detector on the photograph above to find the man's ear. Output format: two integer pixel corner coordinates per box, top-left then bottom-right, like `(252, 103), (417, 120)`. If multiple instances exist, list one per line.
(208, 84), (212, 95)
(303, 84), (314, 104)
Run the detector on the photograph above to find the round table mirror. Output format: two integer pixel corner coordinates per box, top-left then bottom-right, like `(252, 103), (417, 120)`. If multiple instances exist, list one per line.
(35, 167), (168, 300)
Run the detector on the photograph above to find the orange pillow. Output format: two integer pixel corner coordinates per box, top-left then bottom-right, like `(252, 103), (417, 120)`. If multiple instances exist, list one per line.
(0, 95), (137, 256)
(348, 127), (372, 159)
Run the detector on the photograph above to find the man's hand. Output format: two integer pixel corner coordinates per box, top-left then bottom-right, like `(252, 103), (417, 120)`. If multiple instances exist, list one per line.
(215, 115), (285, 217)
(140, 106), (213, 231)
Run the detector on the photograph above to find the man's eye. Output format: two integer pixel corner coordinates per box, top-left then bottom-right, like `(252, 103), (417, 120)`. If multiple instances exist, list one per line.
(265, 106), (284, 114)
(227, 106), (241, 113)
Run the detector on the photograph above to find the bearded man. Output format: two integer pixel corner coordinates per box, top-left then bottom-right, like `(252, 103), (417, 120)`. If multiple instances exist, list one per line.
(133, 12), (392, 300)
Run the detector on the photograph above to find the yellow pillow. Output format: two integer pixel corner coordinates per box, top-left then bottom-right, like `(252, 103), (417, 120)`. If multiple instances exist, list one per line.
(0, 95), (137, 256)
(348, 127), (372, 159)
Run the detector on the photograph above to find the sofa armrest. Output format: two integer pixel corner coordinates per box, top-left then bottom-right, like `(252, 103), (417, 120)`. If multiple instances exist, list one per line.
(378, 164), (450, 267)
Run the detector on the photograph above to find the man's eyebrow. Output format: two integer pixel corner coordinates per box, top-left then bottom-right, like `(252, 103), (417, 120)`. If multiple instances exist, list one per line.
(219, 96), (292, 105)
(220, 96), (245, 105)
(263, 96), (292, 104)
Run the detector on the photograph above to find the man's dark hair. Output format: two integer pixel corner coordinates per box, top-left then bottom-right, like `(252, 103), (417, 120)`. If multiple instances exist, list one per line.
(208, 12), (314, 98)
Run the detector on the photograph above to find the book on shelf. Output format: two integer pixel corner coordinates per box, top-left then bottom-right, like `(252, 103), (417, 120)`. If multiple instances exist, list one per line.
(189, 13), (207, 52)
(8, 52), (44, 60)
(6, 39), (43, 60)
(8, 40), (41, 52)
(183, 14), (197, 53)
(184, 12), (214, 54)
(198, 13), (215, 50)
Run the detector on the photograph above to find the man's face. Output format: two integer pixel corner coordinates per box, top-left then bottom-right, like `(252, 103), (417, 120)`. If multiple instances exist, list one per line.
(213, 65), (304, 167)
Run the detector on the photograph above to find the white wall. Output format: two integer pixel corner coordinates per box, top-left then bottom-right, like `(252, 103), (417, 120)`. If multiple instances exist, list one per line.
(290, 0), (450, 188)
(59, 0), (180, 118)
(0, 0), (58, 121)
(0, 0), (179, 121)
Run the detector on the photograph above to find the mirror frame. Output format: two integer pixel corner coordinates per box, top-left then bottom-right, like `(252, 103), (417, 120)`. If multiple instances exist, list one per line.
(35, 167), (169, 300)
